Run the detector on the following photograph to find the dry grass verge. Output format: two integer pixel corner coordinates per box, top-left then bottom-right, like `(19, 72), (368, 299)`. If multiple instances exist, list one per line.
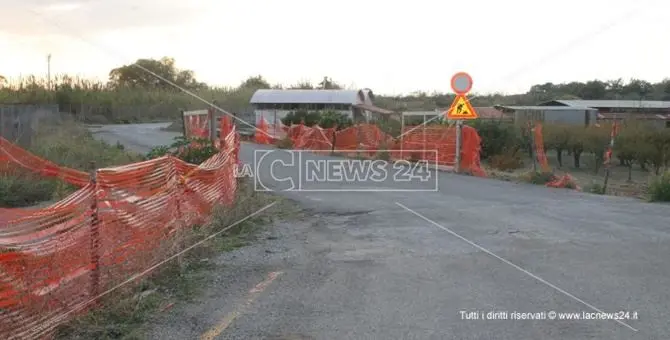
(53, 180), (302, 340)
(0, 121), (143, 207)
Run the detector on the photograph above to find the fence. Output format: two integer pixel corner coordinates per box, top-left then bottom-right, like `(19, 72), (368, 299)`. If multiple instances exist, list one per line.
(255, 117), (487, 176)
(0, 105), (59, 148)
(0, 124), (240, 339)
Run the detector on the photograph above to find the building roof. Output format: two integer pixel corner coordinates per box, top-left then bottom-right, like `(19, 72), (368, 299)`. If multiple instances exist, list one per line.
(496, 105), (596, 111)
(598, 113), (670, 120)
(473, 107), (511, 119)
(353, 103), (394, 115)
(540, 100), (670, 109)
(250, 89), (370, 104)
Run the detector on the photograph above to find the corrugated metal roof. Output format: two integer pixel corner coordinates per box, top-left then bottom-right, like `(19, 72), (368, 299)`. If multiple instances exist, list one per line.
(598, 113), (670, 120)
(473, 107), (511, 119)
(250, 89), (364, 104)
(497, 105), (596, 111)
(545, 100), (670, 109)
(353, 103), (394, 115)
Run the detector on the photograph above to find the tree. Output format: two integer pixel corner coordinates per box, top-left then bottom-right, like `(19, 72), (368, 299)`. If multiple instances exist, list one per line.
(0, 75), (6, 88)
(239, 75), (271, 89)
(543, 123), (572, 167)
(579, 80), (607, 100)
(624, 78), (654, 100)
(318, 76), (341, 89)
(318, 111), (353, 130)
(290, 81), (314, 89)
(581, 125), (610, 173)
(108, 57), (206, 90)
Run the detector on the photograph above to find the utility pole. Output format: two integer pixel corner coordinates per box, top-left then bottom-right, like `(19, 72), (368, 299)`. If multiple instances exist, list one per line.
(47, 54), (52, 91)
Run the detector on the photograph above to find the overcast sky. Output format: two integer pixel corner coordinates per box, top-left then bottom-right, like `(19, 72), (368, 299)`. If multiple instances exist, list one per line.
(0, 0), (668, 95)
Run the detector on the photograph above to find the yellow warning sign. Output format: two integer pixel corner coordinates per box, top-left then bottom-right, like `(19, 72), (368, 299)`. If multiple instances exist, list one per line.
(445, 94), (478, 120)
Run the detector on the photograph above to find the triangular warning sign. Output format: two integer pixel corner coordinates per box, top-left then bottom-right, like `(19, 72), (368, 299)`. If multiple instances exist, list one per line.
(445, 94), (478, 120)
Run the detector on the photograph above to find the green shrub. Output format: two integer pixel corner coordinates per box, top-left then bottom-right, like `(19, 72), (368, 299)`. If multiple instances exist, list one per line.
(281, 110), (320, 126)
(318, 111), (353, 130)
(649, 171), (670, 202)
(0, 174), (57, 207)
(468, 120), (521, 160)
(146, 136), (218, 164)
(489, 149), (524, 171)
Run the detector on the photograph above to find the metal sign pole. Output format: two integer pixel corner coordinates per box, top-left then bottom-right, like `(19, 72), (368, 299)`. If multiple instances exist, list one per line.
(455, 120), (462, 172)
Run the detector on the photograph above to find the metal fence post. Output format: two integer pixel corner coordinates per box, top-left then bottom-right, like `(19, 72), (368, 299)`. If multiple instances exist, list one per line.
(179, 109), (186, 137)
(454, 120), (462, 173)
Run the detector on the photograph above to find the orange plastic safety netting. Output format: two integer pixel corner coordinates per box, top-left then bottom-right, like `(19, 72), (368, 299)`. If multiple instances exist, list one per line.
(183, 110), (211, 139)
(273, 123), (486, 177)
(0, 137), (90, 187)
(0, 127), (240, 340)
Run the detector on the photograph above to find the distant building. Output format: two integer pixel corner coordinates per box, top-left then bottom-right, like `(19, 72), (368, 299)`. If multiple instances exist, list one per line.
(401, 107), (511, 125)
(249, 89), (394, 125)
(538, 99), (670, 128)
(495, 105), (598, 126)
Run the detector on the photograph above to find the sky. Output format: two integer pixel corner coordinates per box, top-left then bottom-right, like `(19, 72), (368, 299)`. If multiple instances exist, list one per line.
(0, 0), (668, 96)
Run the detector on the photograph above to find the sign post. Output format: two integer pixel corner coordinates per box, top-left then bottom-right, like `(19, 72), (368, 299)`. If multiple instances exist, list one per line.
(444, 72), (478, 172)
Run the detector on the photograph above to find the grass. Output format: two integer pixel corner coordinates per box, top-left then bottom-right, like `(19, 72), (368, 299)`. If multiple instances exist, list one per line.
(0, 118), (143, 207)
(53, 180), (302, 340)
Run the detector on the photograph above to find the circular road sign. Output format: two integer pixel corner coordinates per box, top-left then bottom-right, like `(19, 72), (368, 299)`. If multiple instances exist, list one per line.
(450, 72), (473, 94)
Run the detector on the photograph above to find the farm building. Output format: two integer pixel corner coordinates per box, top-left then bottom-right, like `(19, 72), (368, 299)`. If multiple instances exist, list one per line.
(249, 89), (394, 125)
(401, 107), (512, 125)
(538, 100), (670, 127)
(495, 105), (599, 126)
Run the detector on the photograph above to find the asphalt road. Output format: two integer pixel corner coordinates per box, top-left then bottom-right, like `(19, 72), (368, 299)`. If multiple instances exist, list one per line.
(91, 123), (670, 340)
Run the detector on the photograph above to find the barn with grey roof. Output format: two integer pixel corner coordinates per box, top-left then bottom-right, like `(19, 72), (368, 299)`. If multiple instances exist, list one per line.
(250, 89), (393, 125)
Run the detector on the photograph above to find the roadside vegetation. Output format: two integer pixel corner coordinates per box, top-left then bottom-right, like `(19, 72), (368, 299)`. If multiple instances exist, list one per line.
(2, 57), (670, 201)
(469, 119), (670, 201)
(39, 132), (302, 339)
(54, 179), (302, 340)
(2, 57), (669, 124)
(0, 118), (142, 207)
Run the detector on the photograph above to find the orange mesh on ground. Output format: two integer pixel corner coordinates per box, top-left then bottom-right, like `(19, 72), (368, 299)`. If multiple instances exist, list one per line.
(0, 127), (240, 340)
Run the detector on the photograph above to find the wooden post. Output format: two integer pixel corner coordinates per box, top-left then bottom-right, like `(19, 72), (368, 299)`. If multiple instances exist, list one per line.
(88, 161), (101, 305)
(529, 122), (538, 172)
(455, 120), (462, 173)
(208, 108), (217, 143)
(180, 109), (187, 137)
(602, 121), (617, 192)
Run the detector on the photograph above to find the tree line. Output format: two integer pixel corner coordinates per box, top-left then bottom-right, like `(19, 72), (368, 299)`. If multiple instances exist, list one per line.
(1, 56), (670, 122)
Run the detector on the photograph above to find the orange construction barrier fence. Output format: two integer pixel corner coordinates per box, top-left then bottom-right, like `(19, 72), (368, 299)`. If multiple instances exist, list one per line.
(273, 123), (486, 177)
(0, 127), (240, 340)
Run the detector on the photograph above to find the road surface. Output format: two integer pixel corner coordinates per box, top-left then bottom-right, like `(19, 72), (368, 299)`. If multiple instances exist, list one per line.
(91, 123), (670, 340)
